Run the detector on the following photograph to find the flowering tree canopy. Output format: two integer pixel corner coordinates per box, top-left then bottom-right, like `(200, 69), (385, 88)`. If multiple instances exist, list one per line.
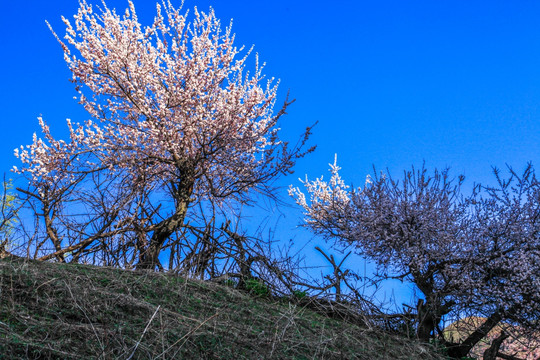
(14, 0), (312, 270)
(290, 160), (540, 359)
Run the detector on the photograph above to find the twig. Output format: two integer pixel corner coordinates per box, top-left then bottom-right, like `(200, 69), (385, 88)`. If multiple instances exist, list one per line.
(35, 277), (58, 292)
(158, 312), (219, 358)
(126, 305), (161, 360)
(64, 281), (105, 355)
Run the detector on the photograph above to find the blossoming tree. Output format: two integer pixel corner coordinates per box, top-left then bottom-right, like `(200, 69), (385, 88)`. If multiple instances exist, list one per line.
(14, 0), (312, 270)
(290, 160), (540, 359)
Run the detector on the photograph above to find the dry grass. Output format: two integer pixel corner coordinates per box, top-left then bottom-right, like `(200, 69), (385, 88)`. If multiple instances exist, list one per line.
(0, 256), (446, 359)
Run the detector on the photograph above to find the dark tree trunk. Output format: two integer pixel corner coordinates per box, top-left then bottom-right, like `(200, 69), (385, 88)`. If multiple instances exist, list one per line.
(136, 178), (193, 271)
(483, 331), (509, 360)
(446, 311), (503, 359)
(416, 299), (438, 341)
(42, 198), (65, 263)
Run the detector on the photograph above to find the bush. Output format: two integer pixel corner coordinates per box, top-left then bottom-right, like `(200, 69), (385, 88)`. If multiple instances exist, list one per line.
(245, 278), (270, 297)
(292, 289), (308, 300)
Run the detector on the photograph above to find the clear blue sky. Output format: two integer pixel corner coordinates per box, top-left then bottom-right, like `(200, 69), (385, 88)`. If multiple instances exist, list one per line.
(2, 0), (540, 302)
(3, 1), (540, 187)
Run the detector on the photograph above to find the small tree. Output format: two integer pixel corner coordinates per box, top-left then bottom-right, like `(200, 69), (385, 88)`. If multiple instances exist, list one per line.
(290, 160), (540, 359)
(0, 177), (19, 257)
(14, 0), (312, 270)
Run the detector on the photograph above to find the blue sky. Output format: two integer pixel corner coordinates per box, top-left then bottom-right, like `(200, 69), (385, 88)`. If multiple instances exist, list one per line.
(3, 1), (540, 187)
(2, 0), (540, 303)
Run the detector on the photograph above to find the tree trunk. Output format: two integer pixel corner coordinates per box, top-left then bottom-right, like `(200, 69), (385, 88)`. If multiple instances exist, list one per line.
(483, 331), (509, 360)
(136, 178), (193, 270)
(42, 198), (65, 263)
(416, 299), (437, 341)
(446, 311), (503, 359)
(416, 297), (455, 342)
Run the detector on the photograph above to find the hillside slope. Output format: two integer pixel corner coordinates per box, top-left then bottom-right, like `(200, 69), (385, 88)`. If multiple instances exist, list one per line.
(0, 256), (445, 359)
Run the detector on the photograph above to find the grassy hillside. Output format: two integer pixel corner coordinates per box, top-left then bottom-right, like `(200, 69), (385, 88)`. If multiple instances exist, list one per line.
(0, 256), (445, 359)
